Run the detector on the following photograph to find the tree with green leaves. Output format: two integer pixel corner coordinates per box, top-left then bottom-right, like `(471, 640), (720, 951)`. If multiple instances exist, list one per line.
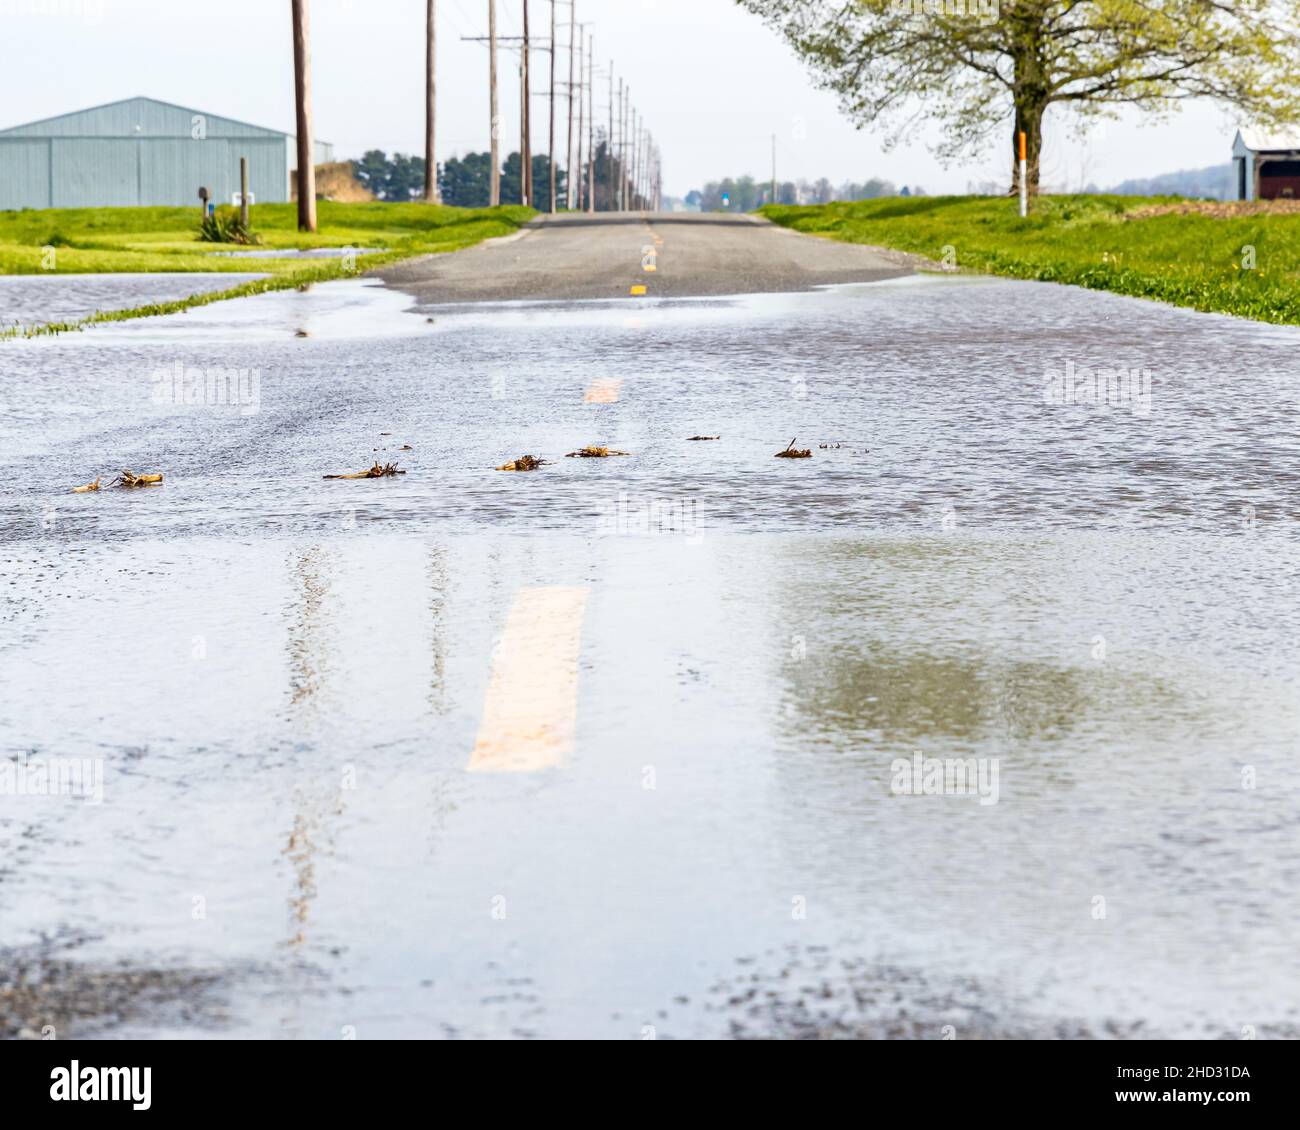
(440, 152), (494, 207)
(737, 0), (1300, 194)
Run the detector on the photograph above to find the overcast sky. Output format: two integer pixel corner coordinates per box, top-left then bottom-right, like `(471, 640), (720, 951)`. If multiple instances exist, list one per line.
(1, 0), (1242, 196)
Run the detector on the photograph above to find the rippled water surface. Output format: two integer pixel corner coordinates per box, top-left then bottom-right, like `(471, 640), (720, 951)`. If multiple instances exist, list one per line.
(1, 275), (1298, 1038)
(0, 272), (267, 331)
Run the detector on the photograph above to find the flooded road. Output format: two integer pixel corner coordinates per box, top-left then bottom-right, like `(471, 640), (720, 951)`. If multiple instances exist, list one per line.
(2, 255), (1300, 1038)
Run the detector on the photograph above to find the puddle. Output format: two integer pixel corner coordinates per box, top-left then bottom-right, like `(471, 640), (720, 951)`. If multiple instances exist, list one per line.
(0, 272), (269, 331)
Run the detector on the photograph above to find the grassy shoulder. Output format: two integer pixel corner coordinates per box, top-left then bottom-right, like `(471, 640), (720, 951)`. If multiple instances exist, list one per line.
(0, 201), (535, 337)
(760, 195), (1300, 325)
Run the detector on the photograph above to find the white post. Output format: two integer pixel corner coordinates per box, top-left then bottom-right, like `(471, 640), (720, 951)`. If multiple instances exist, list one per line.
(1018, 131), (1028, 218)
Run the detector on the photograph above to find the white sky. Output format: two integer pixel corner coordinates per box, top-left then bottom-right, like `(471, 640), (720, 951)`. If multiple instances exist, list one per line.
(0, 0), (1242, 196)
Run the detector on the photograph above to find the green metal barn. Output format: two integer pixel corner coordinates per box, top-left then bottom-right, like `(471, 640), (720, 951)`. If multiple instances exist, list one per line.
(0, 96), (333, 210)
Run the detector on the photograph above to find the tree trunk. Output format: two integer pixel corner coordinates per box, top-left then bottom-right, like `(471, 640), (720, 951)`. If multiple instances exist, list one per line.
(1009, 20), (1046, 199)
(1011, 101), (1045, 198)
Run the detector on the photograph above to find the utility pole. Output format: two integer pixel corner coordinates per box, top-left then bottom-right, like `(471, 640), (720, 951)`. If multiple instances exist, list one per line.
(488, 0), (500, 206)
(607, 65), (614, 212)
(586, 35), (595, 213)
(522, 0), (532, 207)
(771, 134), (777, 207)
(574, 25), (584, 211)
(424, 0), (440, 203)
(624, 88), (634, 211)
(291, 0), (316, 232)
(613, 81), (624, 211)
(548, 0), (557, 213)
(566, 2), (577, 210)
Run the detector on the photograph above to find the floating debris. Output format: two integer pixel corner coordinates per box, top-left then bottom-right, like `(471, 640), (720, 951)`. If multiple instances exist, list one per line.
(112, 470), (164, 488)
(400, 444), (413, 451)
(687, 435), (720, 441)
(323, 462), (406, 480)
(566, 446), (631, 458)
(71, 478), (101, 494)
(496, 455), (548, 472)
(819, 443), (845, 450)
(294, 329), (310, 338)
(774, 439), (812, 460)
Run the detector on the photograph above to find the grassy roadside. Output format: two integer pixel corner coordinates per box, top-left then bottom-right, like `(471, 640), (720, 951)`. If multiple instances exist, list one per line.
(760, 195), (1300, 325)
(0, 200), (535, 338)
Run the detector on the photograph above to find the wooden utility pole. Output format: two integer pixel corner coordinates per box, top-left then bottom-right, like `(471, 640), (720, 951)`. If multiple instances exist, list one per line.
(586, 35), (595, 213)
(770, 134), (776, 207)
(522, 0), (532, 207)
(607, 65), (614, 212)
(489, 0), (500, 206)
(565, 2), (577, 210)
(291, 0), (317, 232)
(425, 0), (440, 203)
(548, 0), (557, 213)
(616, 79), (624, 211)
(574, 26), (584, 211)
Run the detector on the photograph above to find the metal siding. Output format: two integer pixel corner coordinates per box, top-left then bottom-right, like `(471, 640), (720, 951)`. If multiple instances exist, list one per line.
(50, 139), (140, 207)
(135, 138), (288, 206)
(138, 139), (231, 206)
(0, 139), (51, 209)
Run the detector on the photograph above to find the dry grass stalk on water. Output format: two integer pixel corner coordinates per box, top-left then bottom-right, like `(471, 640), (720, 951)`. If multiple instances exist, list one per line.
(323, 462), (406, 480)
(496, 455), (548, 472)
(565, 446), (630, 458)
(774, 439), (812, 459)
(112, 470), (164, 488)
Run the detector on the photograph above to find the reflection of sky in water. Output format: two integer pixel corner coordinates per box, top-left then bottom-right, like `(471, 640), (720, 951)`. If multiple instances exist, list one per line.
(0, 271), (267, 330)
(1, 276), (1299, 1037)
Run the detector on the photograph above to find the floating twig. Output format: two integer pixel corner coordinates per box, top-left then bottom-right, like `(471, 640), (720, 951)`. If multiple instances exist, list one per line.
(112, 470), (164, 488)
(324, 462), (406, 480)
(496, 455), (548, 472)
(565, 446), (631, 458)
(774, 438), (812, 459)
(687, 435), (721, 441)
(71, 478), (101, 493)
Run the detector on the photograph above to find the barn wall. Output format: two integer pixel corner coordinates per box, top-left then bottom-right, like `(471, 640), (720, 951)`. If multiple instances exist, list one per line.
(0, 139), (52, 209)
(0, 98), (314, 209)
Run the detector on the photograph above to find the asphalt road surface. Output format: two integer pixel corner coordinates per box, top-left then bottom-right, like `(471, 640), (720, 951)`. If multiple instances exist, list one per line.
(378, 211), (914, 303)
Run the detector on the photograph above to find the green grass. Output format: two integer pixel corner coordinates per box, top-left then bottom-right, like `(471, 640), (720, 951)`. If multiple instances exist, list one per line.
(760, 195), (1300, 325)
(0, 201), (535, 337)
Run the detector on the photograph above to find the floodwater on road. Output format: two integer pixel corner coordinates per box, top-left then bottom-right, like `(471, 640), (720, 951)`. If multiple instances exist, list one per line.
(0, 272), (268, 333)
(2, 275), (1299, 1038)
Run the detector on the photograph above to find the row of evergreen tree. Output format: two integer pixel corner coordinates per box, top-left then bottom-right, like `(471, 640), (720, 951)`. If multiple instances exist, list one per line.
(352, 138), (638, 211)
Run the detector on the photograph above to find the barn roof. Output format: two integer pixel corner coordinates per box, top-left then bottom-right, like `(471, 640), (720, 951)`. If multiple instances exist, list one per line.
(1233, 128), (1300, 155)
(0, 96), (294, 140)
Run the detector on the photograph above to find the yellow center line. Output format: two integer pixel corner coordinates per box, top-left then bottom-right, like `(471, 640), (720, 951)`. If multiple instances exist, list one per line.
(467, 586), (590, 774)
(584, 377), (622, 404)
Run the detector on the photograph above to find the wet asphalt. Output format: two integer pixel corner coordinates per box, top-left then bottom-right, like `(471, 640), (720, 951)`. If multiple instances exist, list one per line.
(377, 211), (916, 304)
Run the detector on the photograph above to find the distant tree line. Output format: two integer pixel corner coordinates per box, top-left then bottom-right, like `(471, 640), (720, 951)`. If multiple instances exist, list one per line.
(690, 176), (924, 211)
(355, 130), (648, 213)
